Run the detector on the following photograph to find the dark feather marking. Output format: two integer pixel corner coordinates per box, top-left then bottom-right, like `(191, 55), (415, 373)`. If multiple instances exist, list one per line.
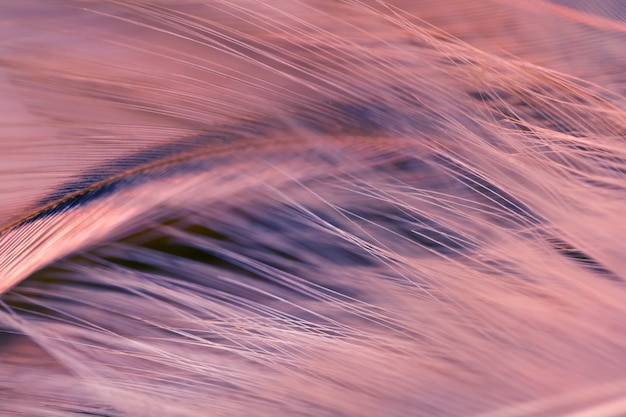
(5, 91), (432, 237)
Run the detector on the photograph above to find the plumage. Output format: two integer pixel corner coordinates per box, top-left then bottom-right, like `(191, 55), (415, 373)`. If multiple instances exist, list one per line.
(1, 1), (626, 416)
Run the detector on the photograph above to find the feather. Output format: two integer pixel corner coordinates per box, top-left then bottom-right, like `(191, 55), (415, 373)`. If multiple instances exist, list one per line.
(1, 1), (626, 416)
